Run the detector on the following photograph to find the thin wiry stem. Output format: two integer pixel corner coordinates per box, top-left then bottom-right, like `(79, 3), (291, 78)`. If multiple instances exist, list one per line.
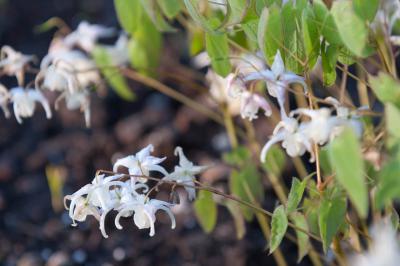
(96, 169), (323, 242)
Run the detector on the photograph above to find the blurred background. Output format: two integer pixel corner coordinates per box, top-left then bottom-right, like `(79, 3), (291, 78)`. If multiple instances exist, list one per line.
(0, 0), (302, 265)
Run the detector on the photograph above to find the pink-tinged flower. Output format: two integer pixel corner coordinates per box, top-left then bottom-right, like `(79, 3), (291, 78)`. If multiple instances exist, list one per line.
(163, 147), (208, 201)
(0, 46), (35, 86)
(9, 87), (52, 124)
(113, 144), (168, 183)
(240, 91), (272, 121)
(206, 70), (241, 116)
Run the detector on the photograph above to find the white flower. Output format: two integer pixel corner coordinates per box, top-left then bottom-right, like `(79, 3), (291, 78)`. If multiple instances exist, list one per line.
(10, 87), (52, 124)
(290, 108), (337, 145)
(0, 83), (10, 118)
(115, 194), (175, 237)
(163, 147), (208, 201)
(240, 91), (272, 121)
(38, 50), (100, 93)
(99, 33), (130, 66)
(64, 174), (126, 238)
(64, 21), (115, 52)
(260, 117), (314, 163)
(55, 89), (91, 127)
(113, 144), (169, 183)
(206, 70), (241, 115)
(351, 222), (400, 266)
(0, 46), (35, 86)
(243, 51), (307, 117)
(232, 52), (265, 76)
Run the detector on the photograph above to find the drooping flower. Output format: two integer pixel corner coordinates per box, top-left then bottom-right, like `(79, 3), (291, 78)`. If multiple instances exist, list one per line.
(260, 116), (314, 163)
(206, 70), (241, 116)
(0, 46), (35, 86)
(115, 194), (176, 237)
(9, 87), (52, 124)
(63, 21), (115, 52)
(64, 174), (126, 238)
(290, 108), (337, 145)
(55, 89), (91, 127)
(242, 50), (307, 117)
(240, 91), (272, 121)
(113, 144), (169, 183)
(351, 222), (400, 266)
(37, 50), (100, 93)
(0, 83), (10, 118)
(99, 33), (130, 66)
(163, 147), (208, 200)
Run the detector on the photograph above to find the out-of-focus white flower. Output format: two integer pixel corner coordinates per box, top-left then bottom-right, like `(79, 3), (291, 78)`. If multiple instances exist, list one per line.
(232, 52), (265, 76)
(100, 33), (130, 66)
(0, 83), (10, 118)
(10, 87), (52, 124)
(115, 194), (175, 237)
(240, 91), (272, 121)
(290, 108), (337, 145)
(38, 50), (100, 93)
(260, 116), (314, 162)
(206, 70), (241, 116)
(64, 21), (115, 52)
(351, 222), (400, 266)
(55, 89), (91, 127)
(163, 147), (208, 201)
(0, 46), (35, 86)
(113, 144), (169, 183)
(243, 50), (307, 117)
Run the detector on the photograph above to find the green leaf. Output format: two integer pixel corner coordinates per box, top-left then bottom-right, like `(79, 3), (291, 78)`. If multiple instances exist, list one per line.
(92, 47), (135, 101)
(140, 0), (176, 32)
(226, 201), (246, 239)
(194, 190), (217, 233)
(328, 128), (367, 218)
(269, 205), (288, 254)
(128, 12), (162, 76)
(205, 26), (232, 77)
(331, 1), (368, 57)
(375, 161), (400, 208)
(290, 212), (311, 263)
(157, 0), (181, 19)
(369, 72), (400, 108)
(321, 43), (338, 86)
(114, 0), (142, 34)
(223, 146), (251, 166)
(318, 197), (347, 253)
(258, 6), (283, 65)
(286, 178), (307, 214)
(353, 0), (379, 22)
(183, 0), (215, 32)
(229, 164), (264, 221)
(226, 0), (249, 25)
(313, 0), (343, 46)
(189, 27), (204, 56)
(302, 7), (320, 68)
(281, 2), (305, 73)
(242, 18), (259, 43)
(386, 103), (400, 138)
(261, 144), (286, 177)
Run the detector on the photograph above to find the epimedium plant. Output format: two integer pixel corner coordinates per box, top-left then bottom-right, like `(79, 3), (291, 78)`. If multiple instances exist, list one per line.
(1, 0), (400, 265)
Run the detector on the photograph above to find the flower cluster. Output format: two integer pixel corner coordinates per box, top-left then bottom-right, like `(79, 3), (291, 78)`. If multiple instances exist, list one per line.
(64, 145), (207, 238)
(218, 50), (364, 162)
(0, 21), (128, 126)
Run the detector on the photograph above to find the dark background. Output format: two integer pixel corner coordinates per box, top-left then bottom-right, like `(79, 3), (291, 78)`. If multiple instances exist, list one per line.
(0, 1), (306, 265)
